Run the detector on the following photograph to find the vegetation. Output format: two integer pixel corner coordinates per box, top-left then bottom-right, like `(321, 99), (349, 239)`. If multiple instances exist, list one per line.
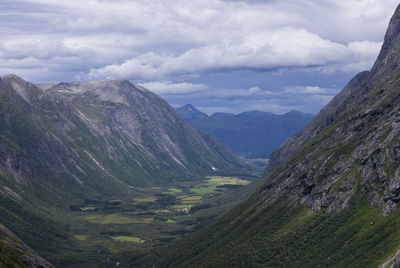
(83, 214), (154, 224)
(190, 176), (250, 196)
(111, 236), (145, 243)
(163, 191), (400, 267)
(1, 175), (254, 267)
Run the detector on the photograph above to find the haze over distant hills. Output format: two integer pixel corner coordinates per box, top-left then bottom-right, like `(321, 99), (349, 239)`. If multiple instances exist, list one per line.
(176, 104), (314, 158)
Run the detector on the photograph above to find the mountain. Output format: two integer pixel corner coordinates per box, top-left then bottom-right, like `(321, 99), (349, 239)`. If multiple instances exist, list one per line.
(0, 75), (251, 263)
(175, 104), (208, 121)
(175, 105), (313, 158)
(162, 4), (400, 267)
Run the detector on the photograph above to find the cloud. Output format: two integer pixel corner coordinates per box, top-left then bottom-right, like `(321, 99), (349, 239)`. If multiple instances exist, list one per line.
(161, 82), (339, 115)
(1, 0), (399, 114)
(1, 0), (397, 82)
(0, 39), (95, 60)
(284, 86), (339, 95)
(88, 27), (384, 80)
(138, 81), (207, 95)
(248, 86), (261, 94)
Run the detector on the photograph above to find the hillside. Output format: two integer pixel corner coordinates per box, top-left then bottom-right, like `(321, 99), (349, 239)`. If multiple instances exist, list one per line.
(0, 224), (53, 268)
(176, 105), (313, 158)
(162, 4), (400, 267)
(0, 75), (251, 265)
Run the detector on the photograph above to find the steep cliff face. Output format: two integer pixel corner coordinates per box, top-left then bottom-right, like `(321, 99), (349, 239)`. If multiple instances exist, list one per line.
(163, 4), (400, 267)
(264, 3), (400, 215)
(42, 79), (249, 185)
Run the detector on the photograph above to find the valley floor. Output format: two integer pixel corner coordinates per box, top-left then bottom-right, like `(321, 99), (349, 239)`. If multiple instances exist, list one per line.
(46, 176), (255, 267)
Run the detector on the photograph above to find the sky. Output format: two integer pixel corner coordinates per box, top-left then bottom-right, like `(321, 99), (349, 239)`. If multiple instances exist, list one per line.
(0, 0), (399, 115)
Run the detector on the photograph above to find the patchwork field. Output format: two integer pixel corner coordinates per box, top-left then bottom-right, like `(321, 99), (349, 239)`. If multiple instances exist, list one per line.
(63, 176), (252, 267)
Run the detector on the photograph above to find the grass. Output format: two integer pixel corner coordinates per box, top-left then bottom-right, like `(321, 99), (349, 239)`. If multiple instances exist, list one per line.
(191, 187), (217, 195)
(172, 205), (194, 209)
(168, 188), (183, 193)
(162, 188), (183, 195)
(111, 236), (145, 243)
(207, 176), (249, 185)
(74, 235), (89, 241)
(133, 196), (157, 203)
(4, 175), (252, 267)
(164, 191), (400, 268)
(80, 206), (96, 212)
(181, 196), (202, 201)
(182, 200), (202, 204)
(83, 214), (153, 224)
(191, 176), (250, 195)
(154, 209), (172, 214)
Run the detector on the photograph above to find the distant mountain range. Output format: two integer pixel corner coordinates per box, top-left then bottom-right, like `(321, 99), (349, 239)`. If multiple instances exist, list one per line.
(176, 104), (314, 158)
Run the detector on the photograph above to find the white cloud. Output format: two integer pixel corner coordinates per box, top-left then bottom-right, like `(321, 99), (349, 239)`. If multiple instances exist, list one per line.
(88, 27), (384, 80)
(1, 0), (397, 82)
(284, 86), (338, 95)
(1, 0), (399, 115)
(138, 81), (207, 95)
(249, 86), (261, 94)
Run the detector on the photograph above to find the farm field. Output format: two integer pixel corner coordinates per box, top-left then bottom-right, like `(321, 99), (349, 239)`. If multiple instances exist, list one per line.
(62, 176), (253, 267)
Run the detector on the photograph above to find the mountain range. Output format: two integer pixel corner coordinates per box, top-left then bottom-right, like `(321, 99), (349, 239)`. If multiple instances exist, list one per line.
(0, 75), (251, 265)
(163, 4), (400, 267)
(176, 104), (314, 158)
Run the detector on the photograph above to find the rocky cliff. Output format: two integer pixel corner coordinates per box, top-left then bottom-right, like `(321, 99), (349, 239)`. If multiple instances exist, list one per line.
(163, 4), (400, 267)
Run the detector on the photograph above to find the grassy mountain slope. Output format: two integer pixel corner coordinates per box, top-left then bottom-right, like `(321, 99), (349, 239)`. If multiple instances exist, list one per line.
(0, 224), (54, 268)
(162, 4), (400, 267)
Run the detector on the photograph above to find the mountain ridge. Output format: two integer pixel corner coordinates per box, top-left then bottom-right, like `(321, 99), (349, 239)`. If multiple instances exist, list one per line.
(176, 104), (313, 158)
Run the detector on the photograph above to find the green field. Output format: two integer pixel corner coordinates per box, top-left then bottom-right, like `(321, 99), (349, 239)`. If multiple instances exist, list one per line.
(83, 214), (154, 224)
(112, 236), (145, 243)
(191, 176), (250, 195)
(34, 175), (255, 267)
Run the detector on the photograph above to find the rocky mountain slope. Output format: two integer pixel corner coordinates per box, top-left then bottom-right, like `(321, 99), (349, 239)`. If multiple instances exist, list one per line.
(0, 224), (54, 268)
(176, 105), (313, 158)
(0, 75), (250, 263)
(163, 4), (400, 267)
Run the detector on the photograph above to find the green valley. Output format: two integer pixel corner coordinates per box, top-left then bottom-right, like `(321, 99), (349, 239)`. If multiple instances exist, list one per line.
(32, 176), (254, 267)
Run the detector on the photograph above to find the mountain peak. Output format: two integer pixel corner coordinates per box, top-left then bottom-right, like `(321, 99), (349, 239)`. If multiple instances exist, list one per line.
(238, 110), (274, 118)
(45, 79), (152, 105)
(370, 4), (400, 79)
(0, 74), (44, 103)
(175, 104), (208, 121)
(182, 104), (196, 109)
(1, 74), (22, 80)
